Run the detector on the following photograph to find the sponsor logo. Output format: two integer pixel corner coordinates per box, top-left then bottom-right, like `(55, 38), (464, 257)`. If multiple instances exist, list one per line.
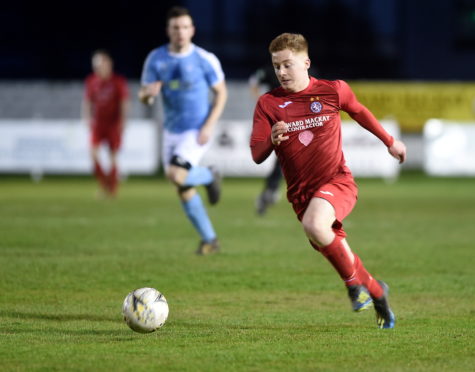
(319, 190), (334, 196)
(285, 115), (330, 132)
(278, 101), (293, 108)
(298, 130), (314, 146)
(310, 101), (322, 113)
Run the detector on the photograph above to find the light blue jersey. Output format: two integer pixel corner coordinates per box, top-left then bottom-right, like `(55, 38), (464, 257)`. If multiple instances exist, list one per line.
(141, 44), (225, 133)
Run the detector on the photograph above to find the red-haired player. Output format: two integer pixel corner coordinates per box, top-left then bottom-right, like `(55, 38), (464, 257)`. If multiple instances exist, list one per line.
(251, 33), (406, 329)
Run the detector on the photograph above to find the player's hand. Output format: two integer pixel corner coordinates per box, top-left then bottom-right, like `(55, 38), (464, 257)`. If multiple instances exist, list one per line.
(198, 125), (212, 145)
(271, 121), (289, 145)
(138, 82), (162, 105)
(388, 139), (407, 164)
(138, 90), (155, 105)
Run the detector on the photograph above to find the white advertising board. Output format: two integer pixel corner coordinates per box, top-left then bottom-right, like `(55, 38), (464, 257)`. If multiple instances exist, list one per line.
(0, 118), (400, 178)
(201, 120), (276, 177)
(423, 119), (475, 176)
(341, 120), (401, 178)
(0, 119), (159, 175)
(203, 119), (400, 178)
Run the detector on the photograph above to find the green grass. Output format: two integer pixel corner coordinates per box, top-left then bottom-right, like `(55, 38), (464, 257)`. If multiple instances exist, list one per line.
(0, 174), (474, 371)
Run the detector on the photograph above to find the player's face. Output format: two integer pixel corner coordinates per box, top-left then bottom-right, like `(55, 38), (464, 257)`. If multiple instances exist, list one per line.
(271, 49), (310, 93)
(167, 15), (195, 51)
(92, 54), (112, 79)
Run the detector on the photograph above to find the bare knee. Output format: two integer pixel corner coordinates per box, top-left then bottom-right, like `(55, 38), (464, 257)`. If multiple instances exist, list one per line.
(302, 218), (333, 247)
(91, 147), (100, 162)
(178, 187), (196, 202)
(301, 198), (337, 247)
(166, 166), (188, 187)
(109, 150), (118, 167)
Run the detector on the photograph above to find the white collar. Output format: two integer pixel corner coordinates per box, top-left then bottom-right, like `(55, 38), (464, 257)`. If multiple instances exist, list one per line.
(168, 43), (195, 58)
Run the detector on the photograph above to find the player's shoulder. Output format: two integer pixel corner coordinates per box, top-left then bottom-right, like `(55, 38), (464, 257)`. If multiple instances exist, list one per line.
(112, 73), (128, 86)
(194, 45), (221, 64)
(85, 73), (95, 83)
(319, 78), (350, 89)
(313, 78), (351, 95)
(84, 73), (98, 88)
(146, 45), (168, 60)
(258, 87), (286, 105)
(314, 78), (342, 89)
(112, 73), (126, 80)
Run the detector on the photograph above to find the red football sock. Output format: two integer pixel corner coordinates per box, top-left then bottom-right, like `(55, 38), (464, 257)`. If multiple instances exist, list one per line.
(93, 160), (107, 189)
(315, 236), (361, 286)
(108, 165), (118, 195)
(353, 254), (383, 299)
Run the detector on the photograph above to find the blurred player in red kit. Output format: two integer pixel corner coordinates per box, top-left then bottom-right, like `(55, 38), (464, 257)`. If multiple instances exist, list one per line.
(83, 50), (129, 198)
(250, 33), (406, 329)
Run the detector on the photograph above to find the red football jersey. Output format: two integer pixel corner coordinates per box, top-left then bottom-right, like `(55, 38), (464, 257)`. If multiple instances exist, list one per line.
(84, 73), (128, 127)
(251, 77), (394, 204)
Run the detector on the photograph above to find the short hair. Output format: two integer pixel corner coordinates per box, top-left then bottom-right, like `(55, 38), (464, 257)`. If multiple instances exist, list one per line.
(269, 33), (308, 55)
(92, 49), (111, 60)
(166, 6), (193, 24)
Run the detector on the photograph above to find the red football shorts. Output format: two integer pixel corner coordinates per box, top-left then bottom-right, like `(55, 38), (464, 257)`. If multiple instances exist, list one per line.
(292, 172), (358, 234)
(91, 124), (122, 151)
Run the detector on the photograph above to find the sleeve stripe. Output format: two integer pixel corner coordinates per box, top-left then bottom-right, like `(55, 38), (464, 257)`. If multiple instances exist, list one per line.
(196, 47), (225, 84)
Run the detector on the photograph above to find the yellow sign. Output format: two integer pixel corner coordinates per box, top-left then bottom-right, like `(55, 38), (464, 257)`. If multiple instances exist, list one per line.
(342, 82), (475, 132)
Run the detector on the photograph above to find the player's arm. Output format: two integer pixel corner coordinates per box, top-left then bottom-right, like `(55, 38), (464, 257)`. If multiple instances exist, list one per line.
(82, 79), (93, 127)
(138, 82), (162, 106)
(339, 80), (406, 164)
(250, 99), (288, 163)
(139, 50), (163, 105)
(81, 89), (94, 131)
(118, 78), (129, 133)
(81, 98), (92, 123)
(119, 98), (129, 133)
(198, 80), (228, 145)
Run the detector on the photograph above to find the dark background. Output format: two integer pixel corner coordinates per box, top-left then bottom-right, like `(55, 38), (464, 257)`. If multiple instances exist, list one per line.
(1, 0), (475, 80)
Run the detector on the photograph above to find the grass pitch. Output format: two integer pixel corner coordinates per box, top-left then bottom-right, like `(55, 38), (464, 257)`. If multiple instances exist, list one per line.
(0, 174), (474, 371)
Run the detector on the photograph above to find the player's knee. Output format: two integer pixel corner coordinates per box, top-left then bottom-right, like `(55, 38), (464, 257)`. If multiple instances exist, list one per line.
(177, 187), (195, 201)
(166, 169), (182, 186)
(167, 155), (191, 186)
(302, 219), (332, 247)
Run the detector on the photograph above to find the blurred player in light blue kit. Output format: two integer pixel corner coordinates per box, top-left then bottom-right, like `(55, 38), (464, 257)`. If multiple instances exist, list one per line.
(139, 6), (227, 255)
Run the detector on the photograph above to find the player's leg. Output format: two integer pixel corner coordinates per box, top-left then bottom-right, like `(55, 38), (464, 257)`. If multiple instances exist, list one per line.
(341, 230), (395, 326)
(90, 129), (108, 194)
(167, 162), (219, 254)
(163, 130), (219, 254)
(171, 130), (221, 205)
(301, 186), (395, 327)
(108, 149), (119, 196)
(302, 197), (359, 283)
(106, 128), (122, 196)
(256, 159), (282, 215)
(302, 197), (373, 312)
(373, 280), (395, 329)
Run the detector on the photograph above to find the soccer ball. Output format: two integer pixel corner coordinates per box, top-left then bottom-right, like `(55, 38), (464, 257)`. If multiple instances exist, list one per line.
(122, 287), (169, 333)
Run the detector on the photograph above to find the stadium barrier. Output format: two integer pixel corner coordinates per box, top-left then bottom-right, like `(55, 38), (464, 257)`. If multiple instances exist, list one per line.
(343, 81), (475, 133)
(202, 119), (400, 179)
(0, 119), (401, 178)
(423, 119), (475, 176)
(0, 119), (159, 177)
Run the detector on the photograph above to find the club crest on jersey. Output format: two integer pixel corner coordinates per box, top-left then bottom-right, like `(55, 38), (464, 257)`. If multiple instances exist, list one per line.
(310, 101), (322, 113)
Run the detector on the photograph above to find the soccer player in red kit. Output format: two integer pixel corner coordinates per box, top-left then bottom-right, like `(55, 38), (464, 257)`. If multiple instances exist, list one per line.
(83, 50), (128, 197)
(250, 33), (406, 329)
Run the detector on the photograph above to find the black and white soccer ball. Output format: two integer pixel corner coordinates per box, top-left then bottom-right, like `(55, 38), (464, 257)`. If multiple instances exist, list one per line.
(122, 287), (169, 333)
